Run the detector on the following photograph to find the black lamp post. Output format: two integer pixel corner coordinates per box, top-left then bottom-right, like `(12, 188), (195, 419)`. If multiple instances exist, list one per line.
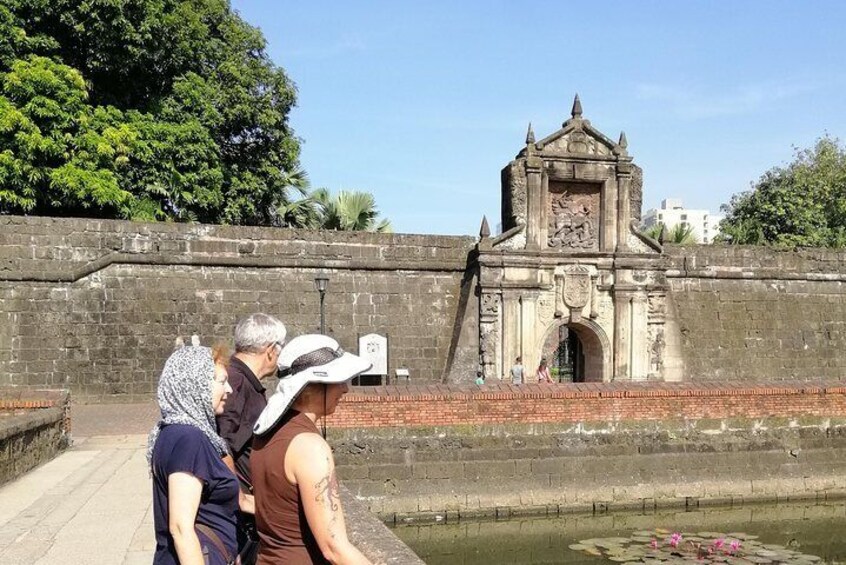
(314, 273), (329, 334)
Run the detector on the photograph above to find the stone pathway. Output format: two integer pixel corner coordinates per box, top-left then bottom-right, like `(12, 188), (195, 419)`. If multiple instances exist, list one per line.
(0, 401), (421, 564)
(0, 403), (158, 564)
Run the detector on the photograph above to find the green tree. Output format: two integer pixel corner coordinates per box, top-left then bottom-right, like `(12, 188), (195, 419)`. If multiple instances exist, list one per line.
(718, 137), (846, 248)
(0, 0), (303, 225)
(0, 56), (134, 216)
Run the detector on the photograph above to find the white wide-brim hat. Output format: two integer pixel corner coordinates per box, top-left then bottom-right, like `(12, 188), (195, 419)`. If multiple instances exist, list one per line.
(253, 334), (371, 435)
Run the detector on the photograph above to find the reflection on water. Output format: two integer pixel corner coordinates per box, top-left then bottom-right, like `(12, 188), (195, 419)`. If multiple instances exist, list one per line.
(393, 502), (846, 565)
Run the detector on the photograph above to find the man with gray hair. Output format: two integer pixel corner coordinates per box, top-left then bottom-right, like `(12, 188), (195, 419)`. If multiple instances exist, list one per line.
(216, 313), (286, 564)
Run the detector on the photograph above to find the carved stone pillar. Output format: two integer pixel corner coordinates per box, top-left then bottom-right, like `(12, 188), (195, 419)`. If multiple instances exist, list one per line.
(601, 179), (617, 253)
(616, 162), (632, 252)
(525, 158), (544, 250)
(520, 293), (539, 379)
(630, 294), (649, 381)
(479, 292), (501, 380)
(589, 273), (599, 319)
(613, 289), (632, 380)
(647, 292), (668, 380)
(501, 292), (521, 380)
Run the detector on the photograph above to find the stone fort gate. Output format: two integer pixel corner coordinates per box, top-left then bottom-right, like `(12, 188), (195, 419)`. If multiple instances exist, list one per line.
(477, 96), (668, 382)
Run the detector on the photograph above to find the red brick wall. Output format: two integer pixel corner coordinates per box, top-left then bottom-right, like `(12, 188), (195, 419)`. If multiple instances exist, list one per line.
(326, 381), (846, 429)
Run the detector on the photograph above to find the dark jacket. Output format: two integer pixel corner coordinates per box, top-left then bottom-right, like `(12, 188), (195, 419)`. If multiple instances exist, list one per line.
(216, 356), (268, 489)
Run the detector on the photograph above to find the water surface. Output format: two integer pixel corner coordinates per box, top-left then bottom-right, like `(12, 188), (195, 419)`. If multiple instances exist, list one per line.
(394, 502), (846, 565)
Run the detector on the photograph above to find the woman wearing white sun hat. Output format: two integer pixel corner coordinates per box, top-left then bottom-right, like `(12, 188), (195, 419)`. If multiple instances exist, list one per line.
(251, 334), (373, 565)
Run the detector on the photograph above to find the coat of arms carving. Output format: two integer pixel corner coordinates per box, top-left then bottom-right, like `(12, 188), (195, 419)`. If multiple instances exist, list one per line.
(562, 268), (591, 309)
(560, 266), (591, 322)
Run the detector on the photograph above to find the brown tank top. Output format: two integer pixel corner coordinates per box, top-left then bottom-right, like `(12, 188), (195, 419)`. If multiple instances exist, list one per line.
(252, 411), (329, 565)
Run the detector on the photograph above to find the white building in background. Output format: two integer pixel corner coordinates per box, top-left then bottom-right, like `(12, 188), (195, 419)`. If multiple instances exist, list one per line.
(641, 198), (724, 243)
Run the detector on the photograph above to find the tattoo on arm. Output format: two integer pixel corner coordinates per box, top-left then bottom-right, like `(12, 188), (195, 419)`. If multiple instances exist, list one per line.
(314, 456), (343, 540)
(314, 464), (341, 512)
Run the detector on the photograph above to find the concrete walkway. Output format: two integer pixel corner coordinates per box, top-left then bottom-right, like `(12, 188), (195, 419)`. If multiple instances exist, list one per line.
(0, 403), (159, 565)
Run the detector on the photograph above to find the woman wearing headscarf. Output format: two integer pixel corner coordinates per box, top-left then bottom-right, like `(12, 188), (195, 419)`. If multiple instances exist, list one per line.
(148, 344), (246, 565)
(251, 335), (373, 565)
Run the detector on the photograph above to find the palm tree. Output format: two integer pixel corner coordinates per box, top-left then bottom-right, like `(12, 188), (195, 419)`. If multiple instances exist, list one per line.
(644, 223), (664, 241)
(272, 167), (322, 228)
(314, 189), (393, 232)
(643, 222), (698, 244)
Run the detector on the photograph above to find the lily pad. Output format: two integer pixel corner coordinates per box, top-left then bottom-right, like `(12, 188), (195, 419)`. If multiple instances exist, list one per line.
(727, 533), (759, 540)
(569, 544), (590, 551)
(566, 529), (823, 565)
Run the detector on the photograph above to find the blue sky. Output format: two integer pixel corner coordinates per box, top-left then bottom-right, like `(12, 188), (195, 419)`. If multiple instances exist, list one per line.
(231, 1), (846, 235)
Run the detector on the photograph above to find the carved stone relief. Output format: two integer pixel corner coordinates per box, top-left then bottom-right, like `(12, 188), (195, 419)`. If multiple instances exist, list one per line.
(479, 321), (499, 380)
(648, 293), (666, 324)
(503, 161), (527, 227)
(536, 291), (556, 329)
(649, 327), (665, 378)
(543, 131), (611, 156)
(481, 292), (500, 317)
(547, 182), (600, 250)
(630, 164), (643, 223)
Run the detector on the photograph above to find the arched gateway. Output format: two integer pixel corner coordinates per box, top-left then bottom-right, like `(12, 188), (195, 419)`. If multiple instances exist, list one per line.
(477, 96), (667, 383)
(540, 318), (611, 382)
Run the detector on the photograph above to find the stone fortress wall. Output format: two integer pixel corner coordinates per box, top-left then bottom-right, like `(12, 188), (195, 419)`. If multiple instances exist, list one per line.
(0, 215), (478, 401)
(2, 215), (846, 399)
(664, 244), (846, 382)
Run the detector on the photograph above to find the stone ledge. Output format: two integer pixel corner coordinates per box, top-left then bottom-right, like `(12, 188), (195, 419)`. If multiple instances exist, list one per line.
(0, 388), (71, 487)
(0, 406), (64, 441)
(341, 485), (425, 564)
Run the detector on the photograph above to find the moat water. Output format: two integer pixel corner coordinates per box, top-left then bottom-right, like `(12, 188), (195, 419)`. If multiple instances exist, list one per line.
(393, 501), (846, 565)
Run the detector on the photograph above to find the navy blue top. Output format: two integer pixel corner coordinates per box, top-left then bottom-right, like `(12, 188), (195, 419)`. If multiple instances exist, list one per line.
(152, 424), (239, 565)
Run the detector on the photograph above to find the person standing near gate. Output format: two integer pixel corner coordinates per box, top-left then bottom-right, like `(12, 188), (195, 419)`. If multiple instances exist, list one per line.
(537, 358), (553, 384)
(510, 356), (524, 385)
(216, 313), (287, 564)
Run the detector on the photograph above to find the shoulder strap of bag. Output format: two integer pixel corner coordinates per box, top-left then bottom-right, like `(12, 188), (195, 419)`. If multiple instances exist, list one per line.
(195, 523), (234, 564)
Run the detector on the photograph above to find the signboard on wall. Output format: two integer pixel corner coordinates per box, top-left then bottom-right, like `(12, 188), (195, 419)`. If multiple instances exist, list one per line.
(358, 333), (388, 376)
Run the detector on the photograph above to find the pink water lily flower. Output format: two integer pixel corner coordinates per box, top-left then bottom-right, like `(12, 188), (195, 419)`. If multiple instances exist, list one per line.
(730, 540), (741, 552)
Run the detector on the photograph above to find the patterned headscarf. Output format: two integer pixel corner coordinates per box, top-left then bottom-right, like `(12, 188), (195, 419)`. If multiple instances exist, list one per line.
(146, 346), (229, 466)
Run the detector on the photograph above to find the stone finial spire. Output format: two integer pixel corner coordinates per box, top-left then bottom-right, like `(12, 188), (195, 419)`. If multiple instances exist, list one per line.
(479, 216), (491, 239)
(571, 93), (583, 119)
(618, 131), (628, 149)
(525, 122), (535, 145)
